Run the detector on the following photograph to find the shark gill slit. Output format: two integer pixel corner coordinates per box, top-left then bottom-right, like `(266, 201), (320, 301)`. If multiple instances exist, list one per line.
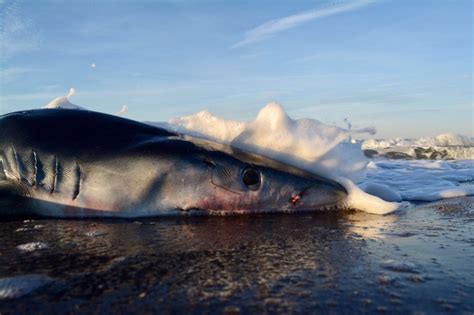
(72, 162), (81, 200)
(0, 150), (12, 180)
(51, 156), (58, 194)
(0, 158), (5, 180)
(11, 145), (20, 182)
(34, 152), (46, 189)
(0, 151), (5, 180)
(31, 150), (38, 187)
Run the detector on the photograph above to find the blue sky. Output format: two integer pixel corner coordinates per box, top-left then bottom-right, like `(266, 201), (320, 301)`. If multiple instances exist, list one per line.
(0, 0), (472, 138)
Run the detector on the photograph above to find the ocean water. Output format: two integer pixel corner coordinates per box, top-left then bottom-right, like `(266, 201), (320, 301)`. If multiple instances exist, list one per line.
(362, 159), (474, 202)
(363, 134), (474, 160)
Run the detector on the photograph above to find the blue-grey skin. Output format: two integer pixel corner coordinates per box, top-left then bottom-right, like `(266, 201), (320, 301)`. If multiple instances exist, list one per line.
(0, 109), (347, 218)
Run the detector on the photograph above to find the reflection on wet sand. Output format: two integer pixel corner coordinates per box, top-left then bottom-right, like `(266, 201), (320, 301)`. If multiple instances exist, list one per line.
(346, 211), (399, 239)
(0, 198), (473, 313)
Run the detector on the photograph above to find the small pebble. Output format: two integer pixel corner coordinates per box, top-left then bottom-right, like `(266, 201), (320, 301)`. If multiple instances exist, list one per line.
(223, 305), (240, 315)
(381, 260), (418, 273)
(17, 242), (48, 252)
(85, 231), (108, 237)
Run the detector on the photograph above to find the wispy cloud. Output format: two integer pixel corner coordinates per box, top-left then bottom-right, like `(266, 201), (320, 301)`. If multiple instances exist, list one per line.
(232, 0), (375, 48)
(0, 91), (60, 103)
(0, 67), (35, 84)
(288, 51), (355, 64)
(0, 1), (41, 59)
(239, 51), (271, 60)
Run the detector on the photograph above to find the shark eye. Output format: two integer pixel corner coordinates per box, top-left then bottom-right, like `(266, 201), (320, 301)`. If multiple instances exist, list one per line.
(242, 167), (261, 190)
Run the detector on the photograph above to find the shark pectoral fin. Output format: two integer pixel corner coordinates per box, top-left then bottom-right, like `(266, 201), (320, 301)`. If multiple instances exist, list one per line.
(0, 180), (27, 215)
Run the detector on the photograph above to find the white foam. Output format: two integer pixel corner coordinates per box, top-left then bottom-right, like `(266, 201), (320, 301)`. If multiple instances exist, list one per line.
(413, 161), (452, 169)
(361, 183), (402, 202)
(403, 187), (474, 202)
(168, 103), (369, 182)
(167, 110), (248, 142)
(166, 103), (400, 214)
(166, 104), (473, 211)
(362, 133), (474, 160)
(433, 133), (473, 146)
(116, 105), (128, 116)
(363, 159), (474, 202)
(363, 133), (474, 148)
(43, 89), (127, 115)
(43, 88), (84, 110)
(336, 177), (401, 214)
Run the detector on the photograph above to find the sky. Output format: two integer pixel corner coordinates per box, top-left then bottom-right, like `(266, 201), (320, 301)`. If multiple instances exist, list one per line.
(0, 0), (472, 139)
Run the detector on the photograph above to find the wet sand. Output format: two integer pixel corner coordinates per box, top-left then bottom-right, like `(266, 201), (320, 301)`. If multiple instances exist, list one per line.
(0, 197), (473, 314)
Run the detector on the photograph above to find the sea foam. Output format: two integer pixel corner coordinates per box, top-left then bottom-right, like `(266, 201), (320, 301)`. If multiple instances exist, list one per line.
(163, 102), (400, 214)
(43, 88), (84, 110)
(363, 134), (474, 160)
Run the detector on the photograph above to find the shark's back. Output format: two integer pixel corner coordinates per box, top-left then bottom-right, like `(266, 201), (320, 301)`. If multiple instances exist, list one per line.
(0, 109), (176, 158)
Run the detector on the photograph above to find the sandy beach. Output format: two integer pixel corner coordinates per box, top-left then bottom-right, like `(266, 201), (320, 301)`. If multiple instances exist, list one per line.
(0, 197), (472, 313)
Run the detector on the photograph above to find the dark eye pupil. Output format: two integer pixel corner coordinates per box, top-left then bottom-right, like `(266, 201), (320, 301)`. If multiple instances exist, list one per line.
(243, 168), (260, 188)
